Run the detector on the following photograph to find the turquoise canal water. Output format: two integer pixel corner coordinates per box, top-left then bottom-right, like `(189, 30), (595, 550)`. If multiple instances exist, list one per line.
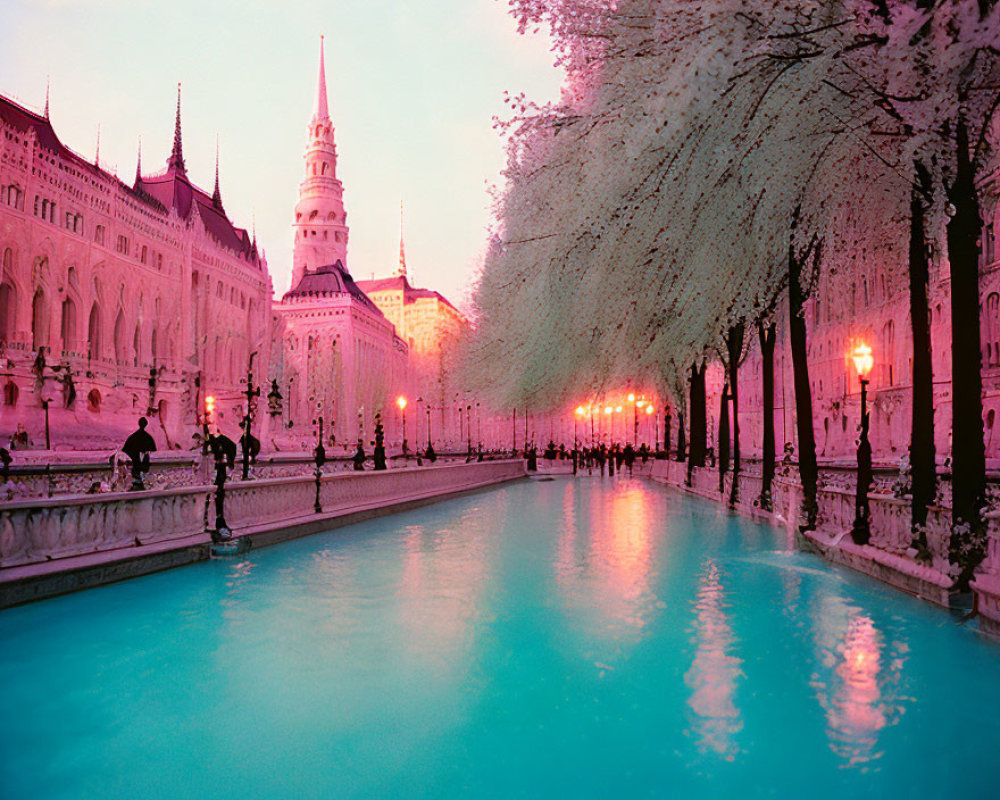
(2, 477), (999, 798)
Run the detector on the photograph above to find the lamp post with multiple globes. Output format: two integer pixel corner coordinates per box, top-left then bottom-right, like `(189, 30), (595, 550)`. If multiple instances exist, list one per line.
(851, 343), (874, 545)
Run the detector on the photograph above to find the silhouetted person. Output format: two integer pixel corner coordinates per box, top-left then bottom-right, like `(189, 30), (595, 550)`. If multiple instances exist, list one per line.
(527, 446), (538, 471)
(624, 443), (636, 476)
(353, 441), (366, 471)
(240, 430), (261, 464)
(123, 417), (156, 490)
(425, 443), (437, 463)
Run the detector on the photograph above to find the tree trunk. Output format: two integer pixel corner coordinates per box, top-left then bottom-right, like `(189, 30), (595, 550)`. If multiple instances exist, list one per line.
(718, 382), (730, 494)
(727, 324), (744, 507)
(676, 411), (686, 463)
(789, 241), (819, 530)
(664, 410), (671, 458)
(947, 117), (987, 589)
(690, 362), (707, 467)
(909, 161), (936, 559)
(758, 320), (777, 510)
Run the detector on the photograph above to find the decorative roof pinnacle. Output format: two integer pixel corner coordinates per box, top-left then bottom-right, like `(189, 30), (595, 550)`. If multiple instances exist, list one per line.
(167, 83), (185, 172)
(212, 134), (223, 210)
(134, 136), (142, 187)
(314, 35), (329, 121)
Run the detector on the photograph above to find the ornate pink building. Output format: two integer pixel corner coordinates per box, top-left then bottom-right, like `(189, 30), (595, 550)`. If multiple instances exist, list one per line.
(270, 40), (409, 450)
(0, 88), (272, 451)
(712, 159), (1000, 469)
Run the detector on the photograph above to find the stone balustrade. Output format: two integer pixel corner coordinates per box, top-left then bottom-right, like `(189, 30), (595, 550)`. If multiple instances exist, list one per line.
(0, 460), (526, 570)
(0, 451), (505, 501)
(648, 459), (992, 579)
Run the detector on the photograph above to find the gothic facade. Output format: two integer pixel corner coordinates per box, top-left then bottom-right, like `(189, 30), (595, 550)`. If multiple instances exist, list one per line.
(0, 90), (271, 450)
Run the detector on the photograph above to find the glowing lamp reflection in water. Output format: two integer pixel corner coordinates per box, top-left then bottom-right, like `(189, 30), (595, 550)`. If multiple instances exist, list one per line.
(684, 560), (743, 761)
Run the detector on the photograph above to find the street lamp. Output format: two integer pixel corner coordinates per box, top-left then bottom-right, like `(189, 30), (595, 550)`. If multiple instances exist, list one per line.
(397, 396), (408, 457)
(851, 342), (874, 545)
(645, 403), (654, 450)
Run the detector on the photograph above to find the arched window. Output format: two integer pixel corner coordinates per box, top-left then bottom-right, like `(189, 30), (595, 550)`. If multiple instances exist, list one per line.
(32, 289), (48, 349)
(2, 247), (12, 277)
(881, 320), (895, 386)
(114, 309), (127, 363)
(151, 327), (158, 362)
(0, 282), (15, 341)
(87, 388), (101, 412)
(60, 296), (77, 352)
(3, 381), (18, 407)
(88, 303), (102, 359)
(133, 323), (142, 367)
(986, 293), (1000, 368)
(140, 245), (148, 265)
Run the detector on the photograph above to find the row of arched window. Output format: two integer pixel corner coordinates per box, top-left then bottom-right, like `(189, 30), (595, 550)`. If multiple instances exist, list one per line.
(0, 278), (169, 367)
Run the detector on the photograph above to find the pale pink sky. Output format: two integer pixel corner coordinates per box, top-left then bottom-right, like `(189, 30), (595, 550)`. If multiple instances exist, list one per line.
(0, 0), (562, 306)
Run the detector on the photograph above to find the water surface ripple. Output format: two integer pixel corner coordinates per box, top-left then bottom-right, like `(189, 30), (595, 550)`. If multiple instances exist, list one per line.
(1, 478), (997, 798)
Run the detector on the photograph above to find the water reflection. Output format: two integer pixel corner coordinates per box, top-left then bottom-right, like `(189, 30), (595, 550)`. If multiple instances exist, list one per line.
(810, 596), (908, 767)
(685, 560), (743, 760)
(395, 504), (492, 667)
(555, 482), (660, 646)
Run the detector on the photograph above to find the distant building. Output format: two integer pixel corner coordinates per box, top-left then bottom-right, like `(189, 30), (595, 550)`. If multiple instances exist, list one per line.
(0, 88), (272, 450)
(356, 269), (468, 447)
(271, 39), (408, 449)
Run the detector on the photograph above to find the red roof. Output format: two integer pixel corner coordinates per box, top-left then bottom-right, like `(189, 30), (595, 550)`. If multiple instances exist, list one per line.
(0, 93), (259, 265)
(138, 170), (256, 260)
(283, 261), (383, 315)
(355, 275), (461, 313)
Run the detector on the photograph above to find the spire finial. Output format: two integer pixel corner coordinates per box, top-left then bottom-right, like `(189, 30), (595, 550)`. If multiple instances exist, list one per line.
(134, 136), (142, 187)
(168, 82), (185, 172)
(314, 35), (329, 120)
(44, 76), (50, 119)
(397, 200), (407, 279)
(212, 134), (223, 209)
(95, 123), (101, 167)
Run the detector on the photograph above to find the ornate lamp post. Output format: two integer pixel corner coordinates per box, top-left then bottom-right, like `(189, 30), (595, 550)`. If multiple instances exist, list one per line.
(851, 343), (874, 545)
(628, 393), (637, 445)
(267, 379), (284, 418)
(466, 403), (473, 455)
(241, 352), (260, 481)
(645, 404), (654, 450)
(397, 396), (408, 457)
(574, 405), (585, 475)
(313, 410), (326, 514)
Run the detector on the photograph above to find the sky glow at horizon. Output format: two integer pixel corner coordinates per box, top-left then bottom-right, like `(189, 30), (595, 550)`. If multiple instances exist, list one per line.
(0, 0), (563, 308)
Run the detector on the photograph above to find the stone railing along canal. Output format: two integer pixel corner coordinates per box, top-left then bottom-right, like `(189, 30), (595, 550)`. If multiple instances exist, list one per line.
(0, 460), (525, 570)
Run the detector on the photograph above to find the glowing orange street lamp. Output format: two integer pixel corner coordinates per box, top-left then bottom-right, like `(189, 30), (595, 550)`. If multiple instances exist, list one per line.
(851, 342), (874, 545)
(202, 394), (216, 455)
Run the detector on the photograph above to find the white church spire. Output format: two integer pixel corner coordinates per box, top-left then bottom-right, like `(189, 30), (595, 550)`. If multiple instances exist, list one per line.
(314, 35), (329, 121)
(290, 35), (349, 290)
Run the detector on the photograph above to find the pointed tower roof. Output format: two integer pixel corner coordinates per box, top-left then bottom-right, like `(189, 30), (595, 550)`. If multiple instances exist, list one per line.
(134, 136), (142, 188)
(94, 123), (100, 166)
(167, 83), (185, 173)
(44, 76), (50, 119)
(396, 200), (407, 279)
(212, 134), (224, 210)
(314, 36), (329, 121)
